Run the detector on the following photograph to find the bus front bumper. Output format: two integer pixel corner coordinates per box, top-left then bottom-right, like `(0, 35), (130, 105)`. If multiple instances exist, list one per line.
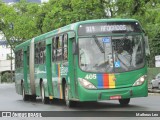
(77, 80), (148, 101)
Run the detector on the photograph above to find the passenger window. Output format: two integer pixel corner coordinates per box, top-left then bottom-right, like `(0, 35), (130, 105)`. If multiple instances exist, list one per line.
(52, 37), (56, 61)
(15, 49), (23, 68)
(62, 34), (68, 60)
(52, 34), (68, 62)
(56, 36), (62, 61)
(35, 41), (46, 64)
(27, 46), (29, 65)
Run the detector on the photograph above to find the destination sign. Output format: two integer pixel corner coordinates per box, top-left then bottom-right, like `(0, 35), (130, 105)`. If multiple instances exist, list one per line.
(85, 25), (127, 33)
(78, 22), (142, 36)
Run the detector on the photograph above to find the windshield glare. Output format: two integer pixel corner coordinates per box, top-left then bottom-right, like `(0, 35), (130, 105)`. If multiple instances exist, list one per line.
(78, 35), (145, 73)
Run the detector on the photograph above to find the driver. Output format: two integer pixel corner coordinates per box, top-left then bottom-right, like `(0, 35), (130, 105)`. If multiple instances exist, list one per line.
(115, 41), (132, 70)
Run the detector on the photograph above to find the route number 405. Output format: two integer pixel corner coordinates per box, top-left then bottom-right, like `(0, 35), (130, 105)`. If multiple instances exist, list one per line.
(85, 74), (97, 80)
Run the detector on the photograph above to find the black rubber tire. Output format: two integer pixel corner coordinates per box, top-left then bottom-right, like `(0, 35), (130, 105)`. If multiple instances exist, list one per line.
(22, 84), (29, 101)
(30, 95), (36, 101)
(119, 98), (130, 106)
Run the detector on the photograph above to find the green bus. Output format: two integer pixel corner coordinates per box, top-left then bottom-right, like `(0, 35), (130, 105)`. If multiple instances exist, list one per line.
(15, 19), (149, 107)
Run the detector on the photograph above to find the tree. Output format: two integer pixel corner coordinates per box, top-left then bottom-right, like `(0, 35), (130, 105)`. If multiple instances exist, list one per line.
(0, 0), (106, 49)
(1, 0), (160, 67)
(41, 0), (106, 32)
(13, 0), (40, 41)
(0, 1), (17, 51)
(115, 0), (160, 67)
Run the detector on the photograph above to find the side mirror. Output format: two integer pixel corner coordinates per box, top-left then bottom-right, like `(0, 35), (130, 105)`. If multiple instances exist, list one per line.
(144, 36), (150, 56)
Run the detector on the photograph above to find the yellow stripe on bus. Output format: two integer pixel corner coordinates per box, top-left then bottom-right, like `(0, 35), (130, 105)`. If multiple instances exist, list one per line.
(109, 74), (115, 88)
(60, 85), (63, 99)
(58, 64), (63, 99)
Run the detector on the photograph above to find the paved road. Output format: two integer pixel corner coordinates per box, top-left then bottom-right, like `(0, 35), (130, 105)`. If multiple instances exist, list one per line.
(0, 83), (160, 120)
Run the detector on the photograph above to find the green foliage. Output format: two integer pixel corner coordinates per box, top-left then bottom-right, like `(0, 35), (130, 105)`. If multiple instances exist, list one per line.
(13, 0), (40, 40)
(1, 0), (106, 46)
(1, 0), (160, 66)
(41, 0), (106, 33)
(147, 67), (160, 84)
(115, 0), (160, 67)
(1, 72), (14, 83)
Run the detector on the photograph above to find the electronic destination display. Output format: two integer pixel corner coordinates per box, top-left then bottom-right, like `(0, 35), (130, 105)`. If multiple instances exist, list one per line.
(78, 22), (142, 36)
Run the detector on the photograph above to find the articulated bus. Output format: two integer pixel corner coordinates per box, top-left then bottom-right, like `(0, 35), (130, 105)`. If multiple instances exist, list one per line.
(15, 19), (149, 107)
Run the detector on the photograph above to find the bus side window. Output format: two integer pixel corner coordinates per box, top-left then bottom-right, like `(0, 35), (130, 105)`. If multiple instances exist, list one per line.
(35, 41), (45, 64)
(27, 46), (29, 65)
(35, 44), (39, 64)
(15, 51), (18, 68)
(20, 49), (23, 67)
(16, 49), (23, 68)
(52, 37), (56, 62)
(62, 34), (68, 61)
(38, 42), (41, 64)
(17, 51), (19, 68)
(39, 41), (45, 64)
(56, 36), (62, 61)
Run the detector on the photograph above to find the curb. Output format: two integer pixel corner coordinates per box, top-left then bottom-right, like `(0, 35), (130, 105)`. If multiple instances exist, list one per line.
(148, 88), (160, 93)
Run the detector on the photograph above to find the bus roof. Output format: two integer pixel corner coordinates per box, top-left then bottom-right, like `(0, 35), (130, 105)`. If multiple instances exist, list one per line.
(15, 18), (139, 51)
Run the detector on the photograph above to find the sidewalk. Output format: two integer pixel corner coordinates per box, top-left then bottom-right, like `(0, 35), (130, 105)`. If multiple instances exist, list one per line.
(148, 83), (160, 93)
(148, 88), (160, 93)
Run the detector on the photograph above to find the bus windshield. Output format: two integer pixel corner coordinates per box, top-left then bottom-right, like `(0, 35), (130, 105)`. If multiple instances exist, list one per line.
(78, 34), (145, 73)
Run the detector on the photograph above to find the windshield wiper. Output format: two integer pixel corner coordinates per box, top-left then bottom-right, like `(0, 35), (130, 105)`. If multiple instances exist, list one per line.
(92, 35), (105, 53)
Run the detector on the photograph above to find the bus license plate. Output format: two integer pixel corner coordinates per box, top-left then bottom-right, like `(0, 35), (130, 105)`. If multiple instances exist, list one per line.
(110, 95), (121, 100)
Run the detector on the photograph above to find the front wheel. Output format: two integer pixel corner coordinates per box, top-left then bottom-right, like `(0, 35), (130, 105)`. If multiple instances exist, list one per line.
(119, 98), (130, 106)
(64, 84), (76, 107)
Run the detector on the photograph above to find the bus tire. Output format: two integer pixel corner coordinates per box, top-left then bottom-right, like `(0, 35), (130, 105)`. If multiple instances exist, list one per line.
(22, 84), (29, 101)
(119, 98), (130, 106)
(30, 95), (36, 101)
(41, 82), (49, 104)
(64, 83), (76, 107)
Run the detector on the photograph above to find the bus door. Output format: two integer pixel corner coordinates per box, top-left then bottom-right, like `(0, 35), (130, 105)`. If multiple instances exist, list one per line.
(68, 31), (78, 99)
(46, 40), (53, 97)
(52, 36), (64, 99)
(23, 48), (29, 94)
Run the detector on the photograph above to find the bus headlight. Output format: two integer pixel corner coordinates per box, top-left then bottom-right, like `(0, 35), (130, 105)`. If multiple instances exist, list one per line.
(78, 78), (97, 89)
(133, 75), (147, 86)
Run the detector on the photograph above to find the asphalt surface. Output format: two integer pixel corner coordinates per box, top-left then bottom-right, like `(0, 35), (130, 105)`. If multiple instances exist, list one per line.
(0, 83), (160, 120)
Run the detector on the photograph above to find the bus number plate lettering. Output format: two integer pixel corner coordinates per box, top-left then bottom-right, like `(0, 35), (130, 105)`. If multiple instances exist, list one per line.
(85, 74), (97, 80)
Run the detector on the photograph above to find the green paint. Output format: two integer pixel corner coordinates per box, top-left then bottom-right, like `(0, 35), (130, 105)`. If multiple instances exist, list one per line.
(23, 51), (29, 93)
(46, 44), (53, 96)
(15, 19), (148, 104)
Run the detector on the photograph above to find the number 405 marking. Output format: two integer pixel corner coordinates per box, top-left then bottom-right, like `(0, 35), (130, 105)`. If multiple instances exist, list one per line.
(85, 74), (97, 80)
